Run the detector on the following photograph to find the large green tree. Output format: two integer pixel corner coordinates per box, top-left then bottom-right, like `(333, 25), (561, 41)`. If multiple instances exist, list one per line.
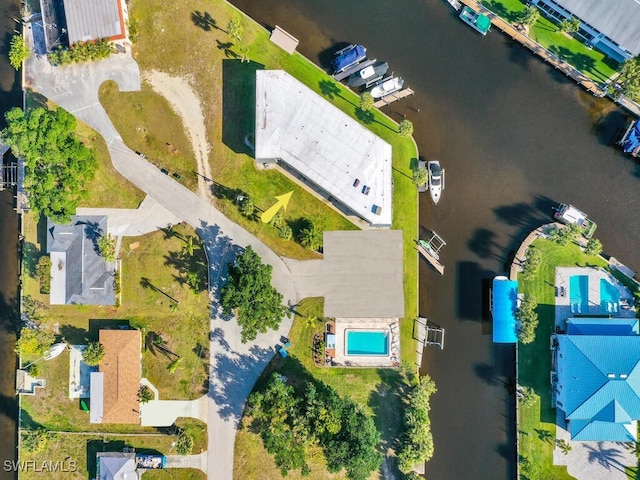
(8, 34), (30, 70)
(1, 107), (97, 223)
(15, 327), (55, 356)
(617, 55), (640, 102)
(397, 372), (437, 473)
(220, 246), (287, 343)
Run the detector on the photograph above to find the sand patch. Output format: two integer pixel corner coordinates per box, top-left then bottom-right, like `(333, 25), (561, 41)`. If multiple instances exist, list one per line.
(145, 70), (213, 199)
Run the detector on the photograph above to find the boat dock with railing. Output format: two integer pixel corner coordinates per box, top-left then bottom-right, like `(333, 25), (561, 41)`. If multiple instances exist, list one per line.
(416, 232), (446, 275)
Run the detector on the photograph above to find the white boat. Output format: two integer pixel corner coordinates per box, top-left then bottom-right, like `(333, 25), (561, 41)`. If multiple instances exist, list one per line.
(428, 160), (445, 204)
(369, 76), (404, 99)
(44, 342), (67, 360)
(459, 6), (491, 35)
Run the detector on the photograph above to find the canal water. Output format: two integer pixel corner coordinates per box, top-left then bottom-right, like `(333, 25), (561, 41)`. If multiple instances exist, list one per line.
(0, 0), (22, 477)
(229, 0), (640, 479)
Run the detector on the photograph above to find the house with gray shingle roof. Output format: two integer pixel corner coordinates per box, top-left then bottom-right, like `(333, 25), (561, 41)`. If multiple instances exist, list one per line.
(554, 317), (640, 441)
(531, 0), (640, 62)
(46, 215), (115, 305)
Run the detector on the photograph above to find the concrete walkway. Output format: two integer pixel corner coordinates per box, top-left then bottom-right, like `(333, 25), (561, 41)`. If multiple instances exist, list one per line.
(76, 196), (181, 237)
(24, 47), (297, 480)
(165, 452), (207, 472)
(140, 396), (208, 427)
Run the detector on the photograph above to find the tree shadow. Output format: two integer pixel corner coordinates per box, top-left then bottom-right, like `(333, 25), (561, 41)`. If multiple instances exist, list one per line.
(468, 228), (499, 260)
(355, 107), (374, 124)
(481, 0), (520, 23)
(368, 369), (404, 456)
(88, 319), (131, 339)
(222, 59), (265, 155)
(318, 79), (341, 99)
(456, 261), (496, 322)
(59, 324), (89, 344)
(287, 217), (312, 245)
(584, 442), (628, 473)
(534, 428), (554, 444)
(191, 10), (223, 32)
(216, 39), (237, 59)
(592, 109), (630, 147)
(22, 242), (39, 278)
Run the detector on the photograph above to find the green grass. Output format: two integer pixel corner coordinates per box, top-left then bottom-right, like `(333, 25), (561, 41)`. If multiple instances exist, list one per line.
(19, 433), (179, 480)
(481, 0), (619, 83)
(143, 470), (207, 480)
(518, 238), (607, 479)
(21, 213), (211, 433)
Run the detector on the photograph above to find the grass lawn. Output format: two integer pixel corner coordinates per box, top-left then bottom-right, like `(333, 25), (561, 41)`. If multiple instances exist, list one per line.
(480, 0), (619, 83)
(234, 298), (405, 479)
(21, 213), (211, 433)
(143, 470), (207, 480)
(517, 238), (607, 479)
(19, 433), (179, 480)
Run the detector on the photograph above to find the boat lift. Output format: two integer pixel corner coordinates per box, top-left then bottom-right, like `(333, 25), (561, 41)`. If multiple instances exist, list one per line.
(0, 165), (17, 191)
(414, 317), (445, 350)
(416, 231), (446, 275)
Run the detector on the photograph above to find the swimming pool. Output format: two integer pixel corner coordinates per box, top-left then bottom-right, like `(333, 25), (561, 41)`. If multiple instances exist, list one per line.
(570, 275), (589, 314)
(600, 279), (620, 313)
(346, 330), (389, 356)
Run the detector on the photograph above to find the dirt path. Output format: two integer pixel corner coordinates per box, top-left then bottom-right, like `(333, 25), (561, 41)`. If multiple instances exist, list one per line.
(145, 70), (214, 199)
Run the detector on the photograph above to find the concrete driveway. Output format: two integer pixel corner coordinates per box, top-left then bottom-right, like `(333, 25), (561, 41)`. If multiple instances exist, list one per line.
(24, 44), (296, 480)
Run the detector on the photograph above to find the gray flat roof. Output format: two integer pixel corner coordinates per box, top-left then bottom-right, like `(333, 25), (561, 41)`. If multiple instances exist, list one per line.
(322, 230), (404, 318)
(90, 371), (104, 423)
(62, 0), (125, 45)
(553, 0), (640, 56)
(255, 70), (393, 227)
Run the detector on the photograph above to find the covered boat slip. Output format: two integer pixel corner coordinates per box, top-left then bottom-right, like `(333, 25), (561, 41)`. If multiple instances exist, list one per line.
(620, 119), (640, 157)
(491, 276), (518, 344)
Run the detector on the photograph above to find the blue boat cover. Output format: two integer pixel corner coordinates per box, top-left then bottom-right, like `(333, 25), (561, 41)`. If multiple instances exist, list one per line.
(623, 120), (640, 153)
(493, 277), (518, 343)
(333, 45), (366, 72)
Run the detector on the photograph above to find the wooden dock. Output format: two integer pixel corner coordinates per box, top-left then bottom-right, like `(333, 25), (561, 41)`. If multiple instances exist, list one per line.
(333, 59), (376, 82)
(373, 88), (415, 108)
(417, 244), (445, 275)
(459, 0), (606, 97)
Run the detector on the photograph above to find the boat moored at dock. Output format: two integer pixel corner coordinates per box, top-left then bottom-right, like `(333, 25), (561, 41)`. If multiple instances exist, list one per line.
(368, 76), (404, 99)
(428, 160), (445, 204)
(553, 203), (597, 238)
(332, 44), (367, 74)
(347, 61), (389, 87)
(459, 6), (491, 35)
(618, 118), (640, 157)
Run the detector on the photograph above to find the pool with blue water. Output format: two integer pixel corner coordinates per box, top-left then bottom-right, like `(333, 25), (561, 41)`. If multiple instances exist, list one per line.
(570, 275), (589, 314)
(346, 330), (389, 356)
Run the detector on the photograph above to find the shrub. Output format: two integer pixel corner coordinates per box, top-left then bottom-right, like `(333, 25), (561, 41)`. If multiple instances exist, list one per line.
(8, 34), (29, 70)
(517, 296), (539, 344)
(359, 92), (374, 112)
(21, 429), (49, 453)
(412, 167), (427, 186)
(48, 39), (114, 65)
(98, 233), (116, 262)
(521, 246), (542, 280)
(398, 119), (414, 137)
(138, 385), (153, 404)
(15, 327), (55, 356)
(277, 225), (293, 241)
(35, 255), (52, 294)
(584, 238), (602, 256)
(175, 431), (193, 455)
(299, 222), (323, 251)
(240, 196), (255, 218)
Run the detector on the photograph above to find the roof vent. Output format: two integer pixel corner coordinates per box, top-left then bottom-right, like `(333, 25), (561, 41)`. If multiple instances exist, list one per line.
(607, 373), (616, 378)
(620, 374), (628, 379)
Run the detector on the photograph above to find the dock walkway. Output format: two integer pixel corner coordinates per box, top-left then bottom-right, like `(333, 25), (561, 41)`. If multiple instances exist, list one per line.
(373, 88), (415, 108)
(417, 243), (445, 275)
(459, 0), (606, 97)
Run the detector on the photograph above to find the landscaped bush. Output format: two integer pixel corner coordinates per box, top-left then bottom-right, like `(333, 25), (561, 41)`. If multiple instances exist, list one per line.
(521, 245), (542, 280)
(35, 255), (51, 294)
(517, 295), (539, 344)
(15, 327), (55, 356)
(48, 39), (114, 66)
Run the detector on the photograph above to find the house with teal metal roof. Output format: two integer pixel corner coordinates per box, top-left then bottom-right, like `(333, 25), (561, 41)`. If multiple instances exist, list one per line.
(554, 317), (640, 441)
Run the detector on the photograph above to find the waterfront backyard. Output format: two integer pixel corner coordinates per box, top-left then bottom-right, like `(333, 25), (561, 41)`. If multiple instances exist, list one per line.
(517, 238), (640, 479)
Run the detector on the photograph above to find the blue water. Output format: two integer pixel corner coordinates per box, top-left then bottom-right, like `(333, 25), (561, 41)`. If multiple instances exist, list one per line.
(570, 275), (589, 314)
(600, 279), (620, 313)
(346, 330), (389, 356)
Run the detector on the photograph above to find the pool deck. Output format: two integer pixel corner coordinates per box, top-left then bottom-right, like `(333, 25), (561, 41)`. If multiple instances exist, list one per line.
(555, 267), (636, 328)
(331, 319), (399, 367)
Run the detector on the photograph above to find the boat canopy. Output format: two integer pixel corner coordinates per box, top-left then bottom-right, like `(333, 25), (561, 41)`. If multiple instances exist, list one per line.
(622, 120), (640, 154)
(333, 45), (366, 72)
(476, 14), (491, 33)
(492, 276), (518, 344)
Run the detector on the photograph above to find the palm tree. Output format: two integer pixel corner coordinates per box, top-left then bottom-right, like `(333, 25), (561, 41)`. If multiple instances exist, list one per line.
(398, 119), (414, 137)
(226, 18), (243, 43)
(182, 236), (195, 256)
(299, 223), (323, 251)
(359, 92), (374, 112)
(238, 45), (250, 63)
(519, 6), (539, 27)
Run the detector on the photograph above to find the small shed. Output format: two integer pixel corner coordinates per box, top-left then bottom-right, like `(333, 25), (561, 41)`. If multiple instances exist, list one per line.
(492, 276), (518, 344)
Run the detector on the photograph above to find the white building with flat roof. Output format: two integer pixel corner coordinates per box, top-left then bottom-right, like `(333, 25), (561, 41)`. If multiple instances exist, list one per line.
(255, 70), (393, 228)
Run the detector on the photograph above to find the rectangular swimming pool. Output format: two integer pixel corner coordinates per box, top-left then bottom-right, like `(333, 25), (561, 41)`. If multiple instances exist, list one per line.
(570, 275), (589, 314)
(600, 279), (620, 313)
(346, 330), (389, 356)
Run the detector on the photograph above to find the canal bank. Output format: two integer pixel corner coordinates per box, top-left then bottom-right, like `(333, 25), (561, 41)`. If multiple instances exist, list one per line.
(0, 0), (23, 477)
(229, 0), (640, 479)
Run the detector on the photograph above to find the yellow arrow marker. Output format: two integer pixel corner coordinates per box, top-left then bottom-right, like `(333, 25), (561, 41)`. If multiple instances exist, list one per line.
(261, 191), (294, 223)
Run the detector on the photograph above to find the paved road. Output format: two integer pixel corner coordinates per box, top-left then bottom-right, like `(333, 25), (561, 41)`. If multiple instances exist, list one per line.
(24, 50), (296, 480)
